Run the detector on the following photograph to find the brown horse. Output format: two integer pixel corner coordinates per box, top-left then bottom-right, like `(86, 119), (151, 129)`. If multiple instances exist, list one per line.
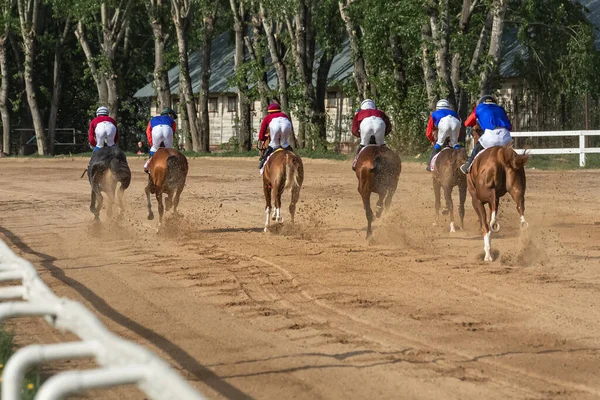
(355, 145), (401, 239)
(145, 148), (189, 225)
(259, 139), (303, 232)
(467, 145), (528, 262)
(431, 147), (468, 232)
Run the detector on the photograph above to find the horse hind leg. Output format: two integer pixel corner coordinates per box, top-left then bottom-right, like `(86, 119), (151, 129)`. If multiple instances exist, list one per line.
(273, 181), (283, 223)
(117, 184), (126, 215)
(90, 188), (100, 220)
(173, 185), (184, 215)
(458, 180), (467, 230)
(145, 184), (154, 221)
(443, 186), (455, 232)
(156, 191), (165, 226)
(489, 189), (500, 232)
(375, 194), (384, 218)
(263, 182), (272, 233)
(361, 189), (374, 240)
(165, 190), (173, 212)
(472, 196), (492, 262)
(289, 185), (301, 225)
(433, 179), (441, 226)
(509, 188), (528, 229)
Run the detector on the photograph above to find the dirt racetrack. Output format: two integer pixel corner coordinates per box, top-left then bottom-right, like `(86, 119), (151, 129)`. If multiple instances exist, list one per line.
(0, 155), (599, 399)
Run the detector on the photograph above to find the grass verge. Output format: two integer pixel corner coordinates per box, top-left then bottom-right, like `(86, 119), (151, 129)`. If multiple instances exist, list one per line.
(0, 326), (40, 399)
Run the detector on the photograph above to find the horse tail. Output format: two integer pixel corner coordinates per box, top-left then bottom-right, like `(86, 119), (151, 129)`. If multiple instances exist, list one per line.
(501, 145), (529, 170)
(284, 153), (302, 191)
(110, 156), (131, 190)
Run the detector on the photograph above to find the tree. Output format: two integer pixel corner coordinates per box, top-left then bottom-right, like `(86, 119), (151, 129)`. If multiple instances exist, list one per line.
(47, 17), (71, 155)
(171, 0), (200, 151)
(259, 0), (288, 112)
(0, 0), (13, 154)
(146, 0), (171, 110)
(17, 0), (46, 155)
(74, 0), (133, 121)
(197, 0), (219, 153)
(338, 0), (369, 100)
(229, 0), (251, 151)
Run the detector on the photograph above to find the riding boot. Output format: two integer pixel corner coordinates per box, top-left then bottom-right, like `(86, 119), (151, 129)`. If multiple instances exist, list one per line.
(460, 141), (484, 174)
(426, 146), (441, 172)
(144, 153), (154, 174)
(352, 145), (365, 171)
(284, 145), (294, 153)
(259, 146), (274, 169)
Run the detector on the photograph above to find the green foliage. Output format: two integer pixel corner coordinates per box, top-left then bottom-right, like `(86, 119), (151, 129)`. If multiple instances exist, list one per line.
(0, 326), (41, 399)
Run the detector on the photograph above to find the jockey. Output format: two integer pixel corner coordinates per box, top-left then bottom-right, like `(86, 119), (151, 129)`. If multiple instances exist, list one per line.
(460, 95), (512, 174)
(144, 107), (177, 172)
(88, 106), (118, 151)
(258, 103), (294, 170)
(351, 99), (392, 170)
(425, 99), (462, 172)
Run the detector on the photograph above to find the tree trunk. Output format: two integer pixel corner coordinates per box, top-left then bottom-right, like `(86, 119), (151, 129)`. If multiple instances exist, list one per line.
(47, 19), (70, 155)
(152, 25), (170, 110)
(421, 21), (437, 110)
(230, 0), (251, 151)
(17, 0), (46, 155)
(339, 0), (369, 100)
(173, 19), (200, 151)
(315, 51), (333, 148)
(0, 30), (10, 155)
(260, 4), (288, 112)
(178, 91), (192, 151)
(479, 0), (508, 95)
(198, 1), (218, 153)
(245, 10), (269, 115)
(389, 34), (408, 99)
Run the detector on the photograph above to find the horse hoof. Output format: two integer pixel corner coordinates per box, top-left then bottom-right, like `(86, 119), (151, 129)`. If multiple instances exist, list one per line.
(484, 255), (493, 262)
(491, 222), (500, 232)
(148, 213), (154, 221)
(521, 220), (529, 229)
(276, 217), (283, 223)
(449, 222), (456, 233)
(442, 208), (449, 216)
(264, 227), (268, 233)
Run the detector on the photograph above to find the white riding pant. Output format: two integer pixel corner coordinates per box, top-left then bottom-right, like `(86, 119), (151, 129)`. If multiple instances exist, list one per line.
(95, 121), (117, 147)
(359, 117), (386, 146)
(436, 115), (461, 147)
(479, 128), (512, 148)
(150, 124), (174, 153)
(268, 117), (292, 149)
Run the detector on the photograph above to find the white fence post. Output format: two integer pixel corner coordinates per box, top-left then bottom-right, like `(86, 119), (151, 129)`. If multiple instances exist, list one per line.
(0, 239), (205, 400)
(580, 131), (586, 167)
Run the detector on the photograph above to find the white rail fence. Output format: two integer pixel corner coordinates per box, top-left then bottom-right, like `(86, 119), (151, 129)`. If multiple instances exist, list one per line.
(0, 239), (204, 400)
(511, 130), (600, 167)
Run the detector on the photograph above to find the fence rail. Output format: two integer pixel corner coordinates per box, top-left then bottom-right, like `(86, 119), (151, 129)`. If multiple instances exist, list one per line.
(0, 238), (204, 400)
(512, 130), (600, 167)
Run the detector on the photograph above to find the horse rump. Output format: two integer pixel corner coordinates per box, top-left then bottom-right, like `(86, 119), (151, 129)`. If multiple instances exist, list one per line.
(500, 145), (529, 171)
(165, 154), (188, 188)
(284, 153), (302, 190)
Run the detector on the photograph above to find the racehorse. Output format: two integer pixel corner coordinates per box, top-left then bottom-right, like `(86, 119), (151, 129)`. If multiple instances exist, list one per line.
(467, 143), (528, 262)
(145, 148), (189, 225)
(86, 146), (131, 220)
(259, 137), (303, 232)
(355, 143), (401, 240)
(431, 146), (467, 232)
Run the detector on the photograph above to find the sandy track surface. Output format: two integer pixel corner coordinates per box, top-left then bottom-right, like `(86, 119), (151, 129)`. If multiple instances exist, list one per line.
(0, 156), (599, 399)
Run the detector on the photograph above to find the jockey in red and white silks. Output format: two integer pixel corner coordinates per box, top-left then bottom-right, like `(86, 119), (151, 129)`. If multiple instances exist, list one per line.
(258, 103), (294, 169)
(88, 106), (118, 151)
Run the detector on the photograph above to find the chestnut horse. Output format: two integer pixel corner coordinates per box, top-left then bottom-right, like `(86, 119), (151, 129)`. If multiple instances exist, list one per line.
(467, 145), (528, 261)
(431, 147), (467, 232)
(145, 148), (189, 225)
(355, 145), (401, 239)
(259, 138), (303, 232)
(86, 146), (131, 220)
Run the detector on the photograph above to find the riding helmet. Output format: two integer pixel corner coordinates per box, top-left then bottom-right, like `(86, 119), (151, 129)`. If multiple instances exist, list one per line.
(478, 95), (496, 104)
(360, 99), (376, 110)
(436, 99), (451, 110)
(96, 106), (110, 116)
(161, 107), (177, 119)
(267, 103), (281, 113)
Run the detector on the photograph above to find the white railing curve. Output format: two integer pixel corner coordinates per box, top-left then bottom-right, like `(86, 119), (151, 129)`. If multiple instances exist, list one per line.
(511, 130), (600, 167)
(0, 238), (205, 400)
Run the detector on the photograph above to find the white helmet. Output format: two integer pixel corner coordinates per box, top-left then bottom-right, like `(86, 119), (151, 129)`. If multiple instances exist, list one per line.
(436, 99), (451, 110)
(96, 106), (109, 116)
(360, 99), (376, 110)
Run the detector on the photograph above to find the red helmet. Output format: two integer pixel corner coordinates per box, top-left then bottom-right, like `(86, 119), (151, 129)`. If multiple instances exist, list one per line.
(268, 103), (281, 113)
